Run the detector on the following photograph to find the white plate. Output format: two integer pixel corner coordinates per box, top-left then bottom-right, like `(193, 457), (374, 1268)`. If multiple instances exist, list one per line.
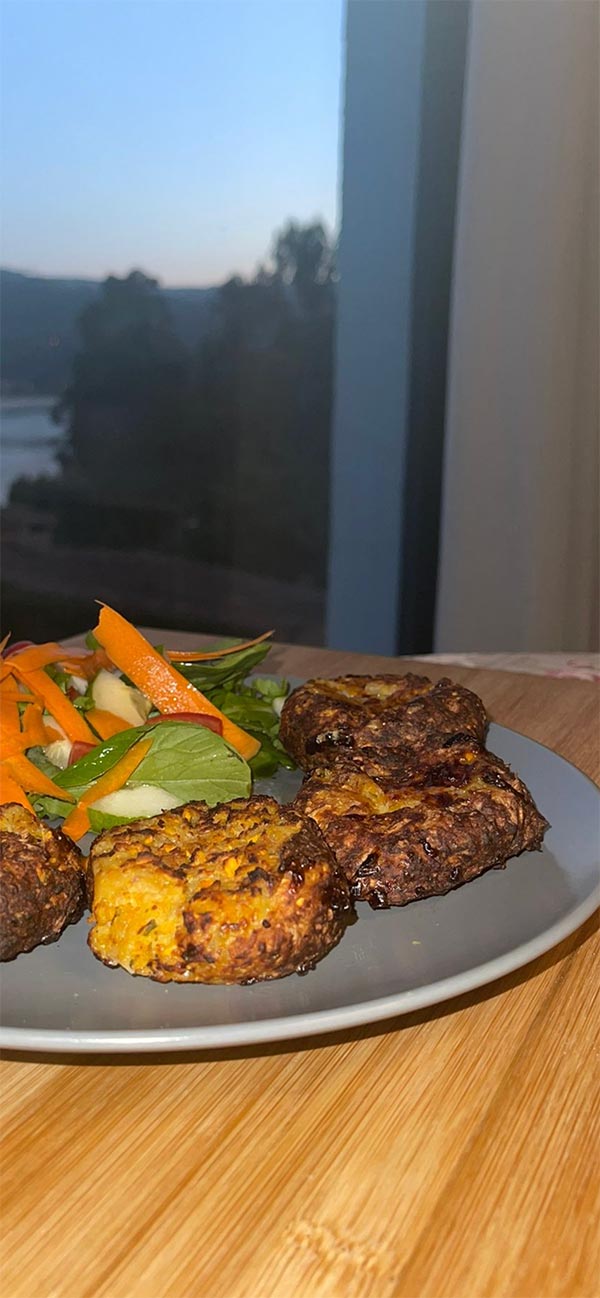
(1, 724), (598, 1053)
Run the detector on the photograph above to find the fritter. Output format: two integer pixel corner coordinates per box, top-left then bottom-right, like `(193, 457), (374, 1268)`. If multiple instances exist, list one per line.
(279, 674), (487, 771)
(0, 802), (87, 961)
(88, 795), (354, 983)
(293, 739), (549, 908)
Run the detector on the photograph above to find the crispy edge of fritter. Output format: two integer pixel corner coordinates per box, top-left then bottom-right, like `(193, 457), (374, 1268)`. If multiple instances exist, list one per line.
(353, 681), (488, 755)
(0, 802), (87, 960)
(88, 795), (354, 983)
(279, 674), (488, 771)
(293, 743), (549, 908)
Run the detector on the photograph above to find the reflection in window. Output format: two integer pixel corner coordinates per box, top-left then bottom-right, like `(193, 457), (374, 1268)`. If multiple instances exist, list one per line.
(0, 1), (342, 644)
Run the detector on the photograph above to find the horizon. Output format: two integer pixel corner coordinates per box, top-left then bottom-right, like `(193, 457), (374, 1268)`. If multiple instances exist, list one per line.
(0, 262), (231, 291)
(0, 216), (333, 292)
(1, 0), (343, 285)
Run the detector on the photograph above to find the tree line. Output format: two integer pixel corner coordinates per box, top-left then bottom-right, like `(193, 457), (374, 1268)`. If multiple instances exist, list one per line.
(12, 220), (336, 588)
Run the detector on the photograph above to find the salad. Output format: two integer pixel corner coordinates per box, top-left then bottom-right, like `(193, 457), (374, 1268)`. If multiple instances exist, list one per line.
(0, 605), (294, 841)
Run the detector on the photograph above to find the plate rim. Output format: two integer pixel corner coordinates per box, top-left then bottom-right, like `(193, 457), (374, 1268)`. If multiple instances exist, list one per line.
(1, 724), (598, 1054)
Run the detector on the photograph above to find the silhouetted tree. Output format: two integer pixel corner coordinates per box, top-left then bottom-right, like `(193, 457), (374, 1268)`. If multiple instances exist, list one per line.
(56, 271), (189, 507)
(272, 220), (335, 290)
(50, 224), (336, 583)
(190, 220), (336, 582)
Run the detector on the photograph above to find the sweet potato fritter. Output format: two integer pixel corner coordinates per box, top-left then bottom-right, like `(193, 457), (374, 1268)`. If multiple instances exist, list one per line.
(279, 674), (487, 772)
(0, 802), (87, 961)
(293, 739), (549, 908)
(88, 795), (354, 983)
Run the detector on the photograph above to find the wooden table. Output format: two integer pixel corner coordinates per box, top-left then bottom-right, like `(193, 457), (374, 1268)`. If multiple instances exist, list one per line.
(1, 639), (598, 1298)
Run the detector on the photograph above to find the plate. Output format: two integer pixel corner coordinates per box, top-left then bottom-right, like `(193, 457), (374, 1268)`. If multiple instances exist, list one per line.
(1, 724), (598, 1053)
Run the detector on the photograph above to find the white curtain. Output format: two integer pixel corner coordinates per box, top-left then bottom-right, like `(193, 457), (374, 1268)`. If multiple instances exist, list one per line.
(435, 0), (599, 652)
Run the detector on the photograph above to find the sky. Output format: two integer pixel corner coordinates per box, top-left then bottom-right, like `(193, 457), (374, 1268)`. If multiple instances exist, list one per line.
(0, 0), (343, 286)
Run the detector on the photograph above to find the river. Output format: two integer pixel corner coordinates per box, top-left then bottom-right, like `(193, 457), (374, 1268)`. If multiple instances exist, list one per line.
(0, 398), (64, 504)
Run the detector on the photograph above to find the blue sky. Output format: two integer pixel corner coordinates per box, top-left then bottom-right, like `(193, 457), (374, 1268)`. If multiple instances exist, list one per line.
(1, 0), (343, 286)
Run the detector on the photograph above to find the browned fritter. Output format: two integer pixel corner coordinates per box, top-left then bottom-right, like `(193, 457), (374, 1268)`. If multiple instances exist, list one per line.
(279, 674), (487, 771)
(0, 802), (87, 961)
(88, 795), (354, 983)
(293, 739), (549, 908)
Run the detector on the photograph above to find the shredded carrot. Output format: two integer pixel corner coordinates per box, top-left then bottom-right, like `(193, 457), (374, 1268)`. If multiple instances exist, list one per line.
(0, 693), (21, 747)
(94, 605), (260, 760)
(56, 659), (90, 677)
(0, 770), (33, 812)
(9, 644), (112, 681)
(10, 666), (96, 745)
(1, 685), (46, 756)
(0, 690), (21, 726)
(0, 735), (29, 760)
(66, 648), (114, 681)
(4, 642), (87, 673)
(166, 629), (274, 663)
(0, 642), (110, 694)
(87, 707), (131, 740)
(21, 704), (53, 749)
(61, 737), (152, 840)
(3, 754), (75, 802)
(0, 633), (11, 656)
(0, 684), (36, 704)
(59, 805), (91, 842)
(0, 685), (57, 754)
(44, 725), (64, 743)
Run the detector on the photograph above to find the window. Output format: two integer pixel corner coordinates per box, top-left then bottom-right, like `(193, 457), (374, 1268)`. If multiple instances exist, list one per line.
(1, 0), (343, 644)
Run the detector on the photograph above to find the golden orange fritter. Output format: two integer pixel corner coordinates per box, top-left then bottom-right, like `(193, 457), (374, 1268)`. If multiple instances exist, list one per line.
(279, 674), (487, 771)
(0, 802), (87, 961)
(293, 739), (549, 908)
(88, 795), (354, 983)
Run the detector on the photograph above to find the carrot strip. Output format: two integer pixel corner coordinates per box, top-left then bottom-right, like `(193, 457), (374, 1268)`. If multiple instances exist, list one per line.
(0, 770), (33, 811)
(21, 704), (52, 748)
(0, 685), (36, 703)
(1, 735), (30, 759)
(0, 633), (11, 656)
(56, 658), (90, 677)
(166, 630), (274, 663)
(61, 737), (152, 840)
(94, 606), (260, 760)
(87, 707), (131, 740)
(81, 737), (152, 804)
(5, 643), (86, 673)
(44, 726), (64, 743)
(10, 667), (96, 744)
(10, 646), (110, 681)
(0, 692), (20, 726)
(3, 754), (75, 802)
(65, 648), (114, 681)
(1, 699), (24, 755)
(59, 806), (91, 842)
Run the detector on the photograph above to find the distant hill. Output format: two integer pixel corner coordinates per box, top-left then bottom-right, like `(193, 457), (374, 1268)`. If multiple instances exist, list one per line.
(0, 269), (217, 396)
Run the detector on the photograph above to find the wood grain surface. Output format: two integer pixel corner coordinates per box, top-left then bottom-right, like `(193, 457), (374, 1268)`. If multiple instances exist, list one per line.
(1, 638), (598, 1298)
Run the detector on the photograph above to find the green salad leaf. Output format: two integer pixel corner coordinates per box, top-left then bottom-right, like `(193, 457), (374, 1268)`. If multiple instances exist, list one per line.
(249, 677), (288, 702)
(169, 639), (293, 775)
(127, 722), (251, 804)
(28, 633), (294, 828)
(209, 677), (294, 778)
(44, 726), (145, 789)
(43, 662), (95, 710)
(32, 721), (251, 825)
(175, 641), (272, 691)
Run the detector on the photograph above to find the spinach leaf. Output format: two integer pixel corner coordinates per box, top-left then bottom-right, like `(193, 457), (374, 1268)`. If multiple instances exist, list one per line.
(175, 642), (271, 691)
(209, 682), (295, 777)
(33, 722), (251, 822)
(126, 722), (251, 805)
